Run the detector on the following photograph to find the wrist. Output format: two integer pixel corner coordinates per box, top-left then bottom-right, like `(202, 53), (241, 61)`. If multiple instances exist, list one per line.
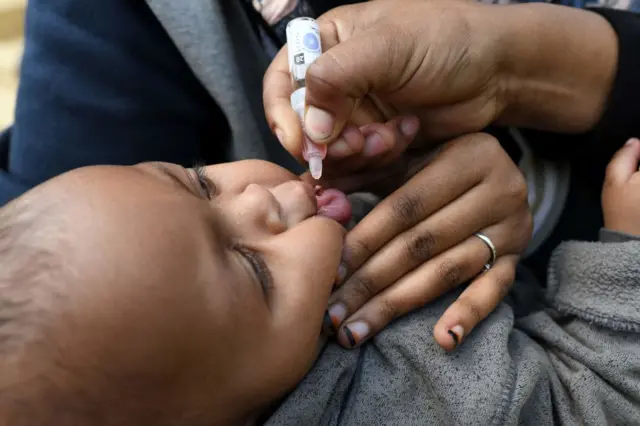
(494, 4), (618, 133)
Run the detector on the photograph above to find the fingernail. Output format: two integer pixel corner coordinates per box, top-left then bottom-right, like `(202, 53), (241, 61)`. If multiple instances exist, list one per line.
(363, 132), (386, 156)
(343, 321), (370, 347)
(328, 139), (353, 157)
(322, 311), (336, 336)
(399, 117), (419, 138)
(275, 128), (285, 145)
(625, 138), (639, 146)
(448, 325), (464, 347)
(328, 303), (348, 328)
(336, 262), (348, 284)
(305, 107), (334, 141)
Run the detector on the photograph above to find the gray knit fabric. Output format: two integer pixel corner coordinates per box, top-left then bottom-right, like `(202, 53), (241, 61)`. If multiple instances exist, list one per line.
(266, 230), (640, 425)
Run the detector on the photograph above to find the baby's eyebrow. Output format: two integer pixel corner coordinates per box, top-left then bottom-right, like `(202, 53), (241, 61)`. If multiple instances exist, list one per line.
(148, 162), (193, 194)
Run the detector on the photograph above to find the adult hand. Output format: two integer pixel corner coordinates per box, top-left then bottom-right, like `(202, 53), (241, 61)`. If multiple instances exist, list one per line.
(324, 133), (532, 351)
(264, 0), (617, 157)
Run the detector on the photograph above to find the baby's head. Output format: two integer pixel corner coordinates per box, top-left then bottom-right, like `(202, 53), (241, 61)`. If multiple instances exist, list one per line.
(0, 160), (351, 425)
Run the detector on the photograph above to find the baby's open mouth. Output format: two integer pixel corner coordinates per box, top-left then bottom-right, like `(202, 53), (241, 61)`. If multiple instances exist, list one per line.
(315, 188), (352, 225)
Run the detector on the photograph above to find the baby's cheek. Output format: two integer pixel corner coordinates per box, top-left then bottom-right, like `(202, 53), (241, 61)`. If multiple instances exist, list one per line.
(268, 328), (325, 397)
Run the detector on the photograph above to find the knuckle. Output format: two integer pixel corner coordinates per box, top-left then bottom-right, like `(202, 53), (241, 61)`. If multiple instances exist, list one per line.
(504, 169), (529, 205)
(456, 296), (484, 325)
(346, 274), (377, 303)
(473, 135), (514, 174)
(475, 133), (501, 150)
(497, 268), (517, 298)
(346, 238), (376, 267)
(307, 50), (352, 96)
(500, 212), (533, 255)
(403, 231), (436, 264)
(377, 298), (400, 324)
(438, 258), (462, 291)
(390, 192), (426, 228)
(471, 133), (502, 159)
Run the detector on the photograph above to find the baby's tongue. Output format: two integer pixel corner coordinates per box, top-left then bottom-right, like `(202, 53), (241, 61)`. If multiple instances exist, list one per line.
(316, 189), (352, 225)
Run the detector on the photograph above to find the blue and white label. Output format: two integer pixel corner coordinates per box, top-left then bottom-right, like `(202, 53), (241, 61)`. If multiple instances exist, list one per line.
(286, 17), (323, 82)
(303, 32), (320, 52)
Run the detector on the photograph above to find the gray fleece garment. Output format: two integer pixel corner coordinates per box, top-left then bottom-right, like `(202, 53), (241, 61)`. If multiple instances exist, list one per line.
(265, 229), (640, 426)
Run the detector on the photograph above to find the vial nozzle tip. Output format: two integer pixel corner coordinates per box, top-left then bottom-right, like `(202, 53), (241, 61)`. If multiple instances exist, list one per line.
(309, 157), (323, 180)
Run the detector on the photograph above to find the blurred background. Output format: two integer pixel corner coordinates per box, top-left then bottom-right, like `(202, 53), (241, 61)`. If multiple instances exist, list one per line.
(0, 0), (25, 128)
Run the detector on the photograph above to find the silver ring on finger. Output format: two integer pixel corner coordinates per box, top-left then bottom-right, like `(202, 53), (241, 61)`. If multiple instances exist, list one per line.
(474, 232), (497, 272)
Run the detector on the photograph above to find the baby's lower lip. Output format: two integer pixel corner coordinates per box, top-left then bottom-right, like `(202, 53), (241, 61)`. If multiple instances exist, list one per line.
(316, 189), (352, 225)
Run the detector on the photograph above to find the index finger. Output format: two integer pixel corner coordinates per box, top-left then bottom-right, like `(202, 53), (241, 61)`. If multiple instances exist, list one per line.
(340, 135), (493, 277)
(263, 45), (305, 160)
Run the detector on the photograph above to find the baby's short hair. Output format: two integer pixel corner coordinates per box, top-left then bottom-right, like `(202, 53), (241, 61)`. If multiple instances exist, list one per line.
(0, 196), (78, 425)
(0, 197), (205, 426)
(0, 198), (146, 426)
(0, 197), (64, 353)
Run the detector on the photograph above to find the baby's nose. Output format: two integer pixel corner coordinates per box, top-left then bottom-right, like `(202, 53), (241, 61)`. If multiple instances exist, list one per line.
(241, 183), (284, 231)
(269, 181), (317, 227)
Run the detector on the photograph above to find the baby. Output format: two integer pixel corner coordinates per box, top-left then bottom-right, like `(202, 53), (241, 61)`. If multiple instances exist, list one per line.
(0, 159), (351, 425)
(1, 140), (640, 425)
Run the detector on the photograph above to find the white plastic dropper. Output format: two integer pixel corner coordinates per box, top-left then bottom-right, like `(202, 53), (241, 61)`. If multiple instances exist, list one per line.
(286, 17), (327, 180)
(290, 87), (325, 179)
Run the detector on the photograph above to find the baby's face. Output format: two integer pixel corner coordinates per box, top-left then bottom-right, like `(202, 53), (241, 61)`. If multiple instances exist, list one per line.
(14, 160), (348, 424)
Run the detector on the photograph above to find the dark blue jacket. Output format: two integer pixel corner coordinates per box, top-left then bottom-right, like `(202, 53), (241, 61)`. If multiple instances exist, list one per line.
(0, 0), (227, 206)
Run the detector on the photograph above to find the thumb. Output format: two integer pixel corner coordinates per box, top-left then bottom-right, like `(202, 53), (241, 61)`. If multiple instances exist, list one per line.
(605, 138), (640, 185)
(303, 26), (414, 144)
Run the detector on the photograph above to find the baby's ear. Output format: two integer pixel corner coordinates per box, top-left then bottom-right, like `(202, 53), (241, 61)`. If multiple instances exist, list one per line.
(605, 138), (640, 186)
